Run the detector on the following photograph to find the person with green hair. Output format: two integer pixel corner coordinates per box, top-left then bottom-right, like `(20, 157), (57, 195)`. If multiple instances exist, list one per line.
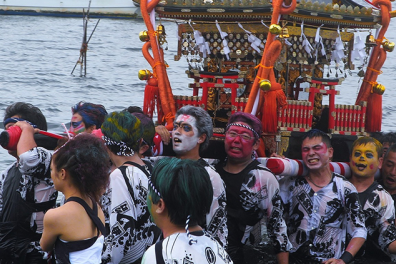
(142, 157), (233, 264)
(100, 111), (161, 264)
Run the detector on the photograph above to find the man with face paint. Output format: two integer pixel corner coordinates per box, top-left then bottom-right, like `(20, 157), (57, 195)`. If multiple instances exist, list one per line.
(172, 105), (228, 248)
(279, 129), (367, 264)
(215, 112), (291, 264)
(349, 137), (396, 262)
(69, 101), (107, 135)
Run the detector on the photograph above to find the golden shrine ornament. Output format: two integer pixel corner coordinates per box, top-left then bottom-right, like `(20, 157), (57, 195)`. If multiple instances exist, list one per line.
(138, 69), (152, 80)
(269, 24), (282, 35)
(157, 24), (165, 35)
(383, 41), (395, 52)
(259, 79), (272, 91)
(372, 83), (385, 95)
(139, 31), (149, 42)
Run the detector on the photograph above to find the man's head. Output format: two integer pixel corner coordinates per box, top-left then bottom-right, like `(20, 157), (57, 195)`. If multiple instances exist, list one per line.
(124, 106), (155, 156)
(301, 129), (333, 171)
(101, 111), (143, 156)
(380, 132), (396, 157)
(381, 143), (396, 195)
(70, 101), (107, 135)
(224, 112), (262, 162)
(147, 157), (213, 228)
(172, 106), (212, 157)
(350, 137), (382, 179)
(3, 102), (47, 131)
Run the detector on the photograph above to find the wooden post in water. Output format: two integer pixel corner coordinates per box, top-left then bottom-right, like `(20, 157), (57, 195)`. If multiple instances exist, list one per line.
(71, 0), (100, 77)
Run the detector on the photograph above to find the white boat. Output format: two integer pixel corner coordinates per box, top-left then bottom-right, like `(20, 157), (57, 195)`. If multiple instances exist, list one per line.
(0, 0), (140, 18)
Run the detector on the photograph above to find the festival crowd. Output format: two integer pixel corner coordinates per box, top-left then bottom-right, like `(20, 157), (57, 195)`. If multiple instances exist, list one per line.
(1, 101), (396, 264)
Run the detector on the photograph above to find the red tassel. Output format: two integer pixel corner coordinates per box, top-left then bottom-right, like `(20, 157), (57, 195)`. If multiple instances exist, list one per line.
(143, 78), (161, 120)
(366, 93), (382, 132)
(262, 83), (287, 133)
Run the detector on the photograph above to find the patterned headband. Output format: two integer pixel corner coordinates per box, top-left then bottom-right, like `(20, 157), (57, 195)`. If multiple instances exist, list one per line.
(3, 117), (37, 128)
(185, 215), (197, 245)
(148, 177), (161, 198)
(102, 135), (135, 156)
(226, 123), (260, 138)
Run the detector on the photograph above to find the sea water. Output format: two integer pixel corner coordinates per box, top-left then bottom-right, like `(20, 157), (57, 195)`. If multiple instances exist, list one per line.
(0, 6), (395, 166)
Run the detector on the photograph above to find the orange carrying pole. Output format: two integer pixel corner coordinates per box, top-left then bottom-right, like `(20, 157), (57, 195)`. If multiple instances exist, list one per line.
(140, 0), (176, 130)
(244, 0), (296, 134)
(355, 0), (392, 132)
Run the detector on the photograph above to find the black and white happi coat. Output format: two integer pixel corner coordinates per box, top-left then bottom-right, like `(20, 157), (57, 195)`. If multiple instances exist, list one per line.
(198, 159), (228, 248)
(358, 182), (396, 261)
(0, 147), (57, 259)
(215, 159), (292, 254)
(101, 164), (161, 264)
(141, 230), (233, 264)
(279, 172), (367, 262)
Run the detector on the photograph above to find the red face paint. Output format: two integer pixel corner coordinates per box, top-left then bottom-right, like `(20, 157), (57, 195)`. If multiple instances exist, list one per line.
(225, 122), (257, 162)
(301, 137), (332, 171)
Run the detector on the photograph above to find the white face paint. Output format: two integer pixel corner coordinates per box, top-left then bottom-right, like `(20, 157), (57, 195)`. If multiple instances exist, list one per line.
(172, 115), (200, 155)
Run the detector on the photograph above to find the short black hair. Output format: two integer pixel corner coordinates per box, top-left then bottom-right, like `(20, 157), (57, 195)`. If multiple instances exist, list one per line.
(4, 102), (47, 131)
(302, 129), (332, 148)
(384, 143), (396, 160)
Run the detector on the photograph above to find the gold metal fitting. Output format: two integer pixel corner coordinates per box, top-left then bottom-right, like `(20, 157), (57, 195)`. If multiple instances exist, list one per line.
(383, 40), (395, 52)
(259, 79), (271, 91)
(138, 69), (152, 80)
(269, 24), (282, 35)
(279, 27), (290, 38)
(365, 33), (377, 47)
(372, 83), (385, 95)
(139, 31), (149, 42)
(157, 24), (165, 35)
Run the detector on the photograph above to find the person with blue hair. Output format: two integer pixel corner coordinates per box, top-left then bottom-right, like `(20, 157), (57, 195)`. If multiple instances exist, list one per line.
(142, 157), (233, 264)
(69, 101), (107, 135)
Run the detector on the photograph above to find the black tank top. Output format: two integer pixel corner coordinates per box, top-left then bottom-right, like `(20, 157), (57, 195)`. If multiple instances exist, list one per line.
(53, 197), (107, 264)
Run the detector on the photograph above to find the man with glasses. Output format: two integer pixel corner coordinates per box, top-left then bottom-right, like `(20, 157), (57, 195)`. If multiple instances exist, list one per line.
(172, 105), (228, 248)
(215, 112), (291, 264)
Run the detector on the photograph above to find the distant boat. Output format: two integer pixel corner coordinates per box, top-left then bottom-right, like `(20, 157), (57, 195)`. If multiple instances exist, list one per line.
(0, 0), (140, 19)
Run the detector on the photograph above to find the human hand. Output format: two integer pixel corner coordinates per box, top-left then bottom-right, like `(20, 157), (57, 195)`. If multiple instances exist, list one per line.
(13, 121), (39, 133)
(155, 125), (171, 145)
(322, 258), (345, 264)
(270, 152), (285, 158)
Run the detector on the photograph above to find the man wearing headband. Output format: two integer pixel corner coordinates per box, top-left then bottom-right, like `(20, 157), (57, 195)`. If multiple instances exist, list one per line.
(172, 105), (228, 248)
(0, 102), (57, 264)
(215, 111), (291, 264)
(69, 101), (107, 135)
(100, 111), (161, 264)
(142, 157), (233, 264)
(279, 129), (366, 264)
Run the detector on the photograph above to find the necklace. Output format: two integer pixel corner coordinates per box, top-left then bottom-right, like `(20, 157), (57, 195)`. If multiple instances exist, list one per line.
(307, 175), (328, 188)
